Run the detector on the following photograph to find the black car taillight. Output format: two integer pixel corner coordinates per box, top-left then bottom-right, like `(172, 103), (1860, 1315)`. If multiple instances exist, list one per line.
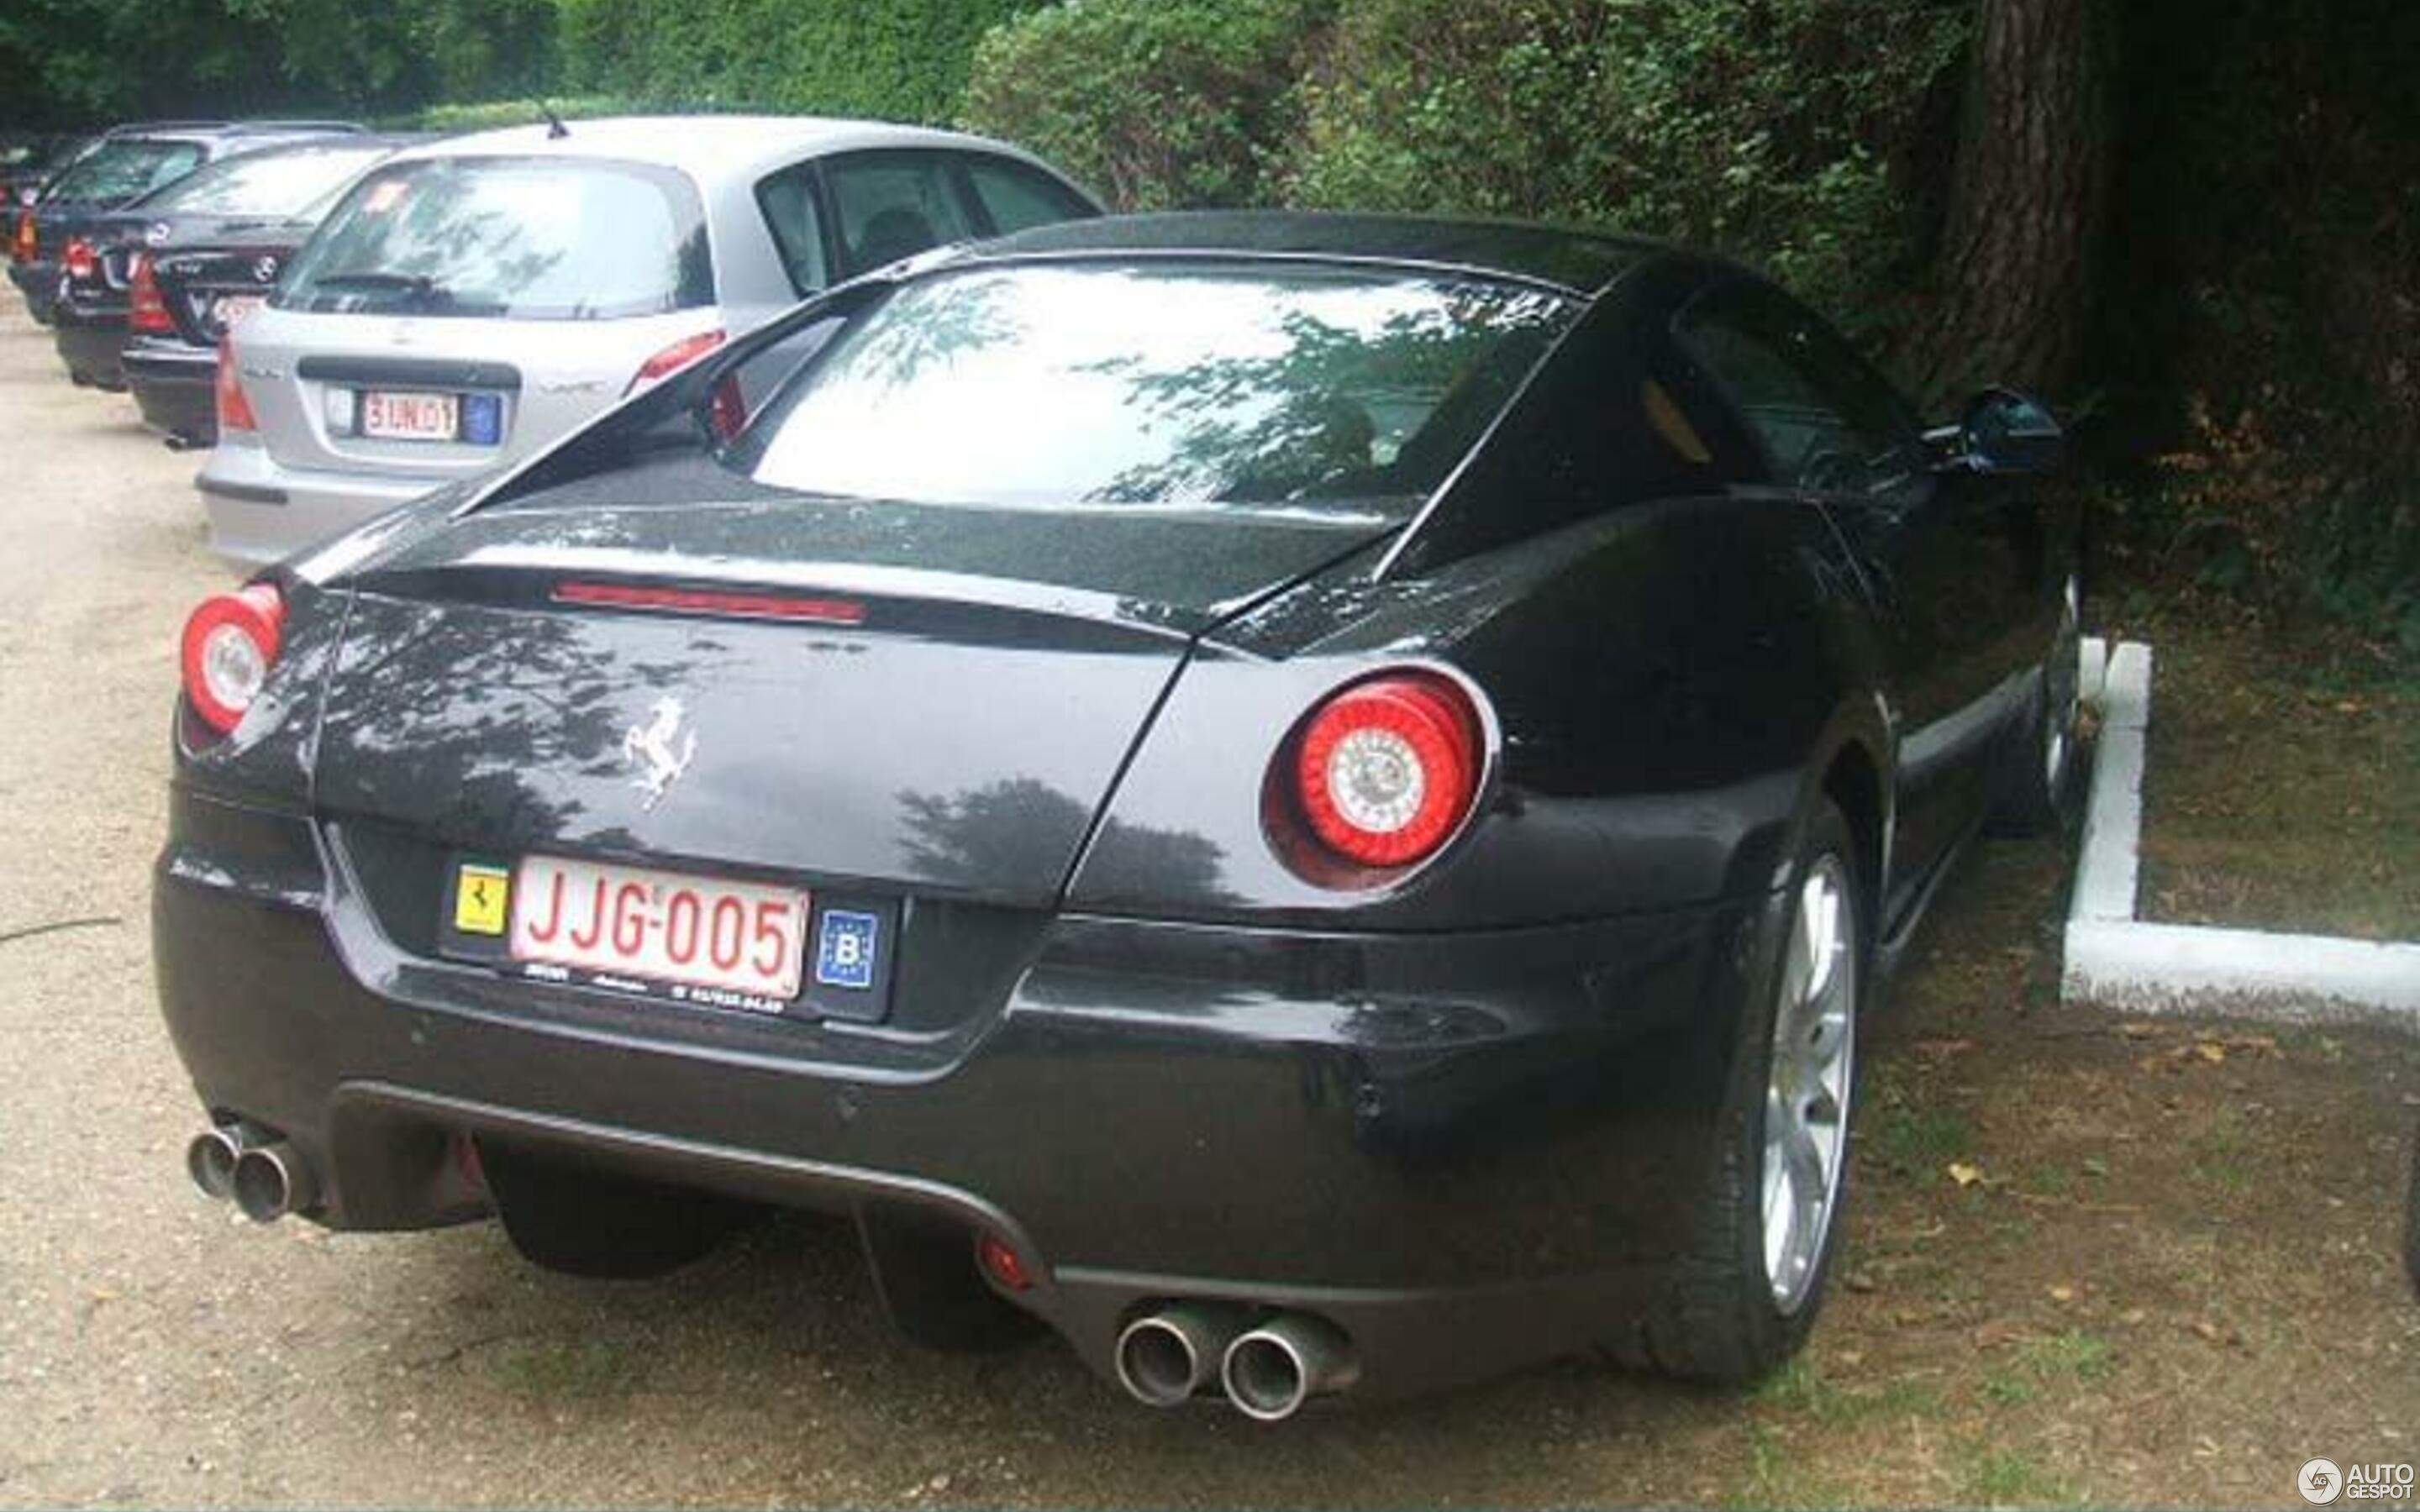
(128, 254), (172, 333)
(1282, 670), (1484, 872)
(10, 210), (33, 265)
(180, 582), (286, 736)
(61, 236), (96, 282)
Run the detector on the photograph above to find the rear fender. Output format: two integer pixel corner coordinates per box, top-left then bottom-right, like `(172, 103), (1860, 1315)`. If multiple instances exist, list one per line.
(171, 570), (350, 812)
(1070, 491), (1888, 930)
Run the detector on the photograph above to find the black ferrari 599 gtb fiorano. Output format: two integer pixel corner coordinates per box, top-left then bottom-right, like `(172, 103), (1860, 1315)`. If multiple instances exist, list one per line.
(157, 213), (2080, 1420)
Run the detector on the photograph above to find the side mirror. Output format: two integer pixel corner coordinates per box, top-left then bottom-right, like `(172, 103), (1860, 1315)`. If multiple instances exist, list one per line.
(1954, 387), (2065, 475)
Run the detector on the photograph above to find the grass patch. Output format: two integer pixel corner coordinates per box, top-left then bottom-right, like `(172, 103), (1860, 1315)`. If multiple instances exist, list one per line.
(1866, 1099), (1975, 1179)
(2132, 617), (2420, 940)
(1981, 1371), (2037, 1407)
(1726, 1423), (1847, 1511)
(1969, 1447), (2075, 1506)
(2188, 1112), (2255, 1194)
(1754, 1358), (1946, 1426)
(2013, 1329), (2113, 1382)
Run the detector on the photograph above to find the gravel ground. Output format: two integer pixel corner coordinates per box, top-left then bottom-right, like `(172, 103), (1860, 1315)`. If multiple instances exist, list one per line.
(0, 304), (2412, 1509)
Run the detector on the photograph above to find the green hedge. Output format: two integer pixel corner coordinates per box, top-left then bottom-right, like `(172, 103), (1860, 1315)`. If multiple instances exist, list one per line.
(961, 0), (1331, 209)
(1283, 0), (1965, 335)
(558, 0), (1045, 124)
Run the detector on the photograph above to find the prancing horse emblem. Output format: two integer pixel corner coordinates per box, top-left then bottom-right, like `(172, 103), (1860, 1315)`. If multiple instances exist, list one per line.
(623, 697), (697, 811)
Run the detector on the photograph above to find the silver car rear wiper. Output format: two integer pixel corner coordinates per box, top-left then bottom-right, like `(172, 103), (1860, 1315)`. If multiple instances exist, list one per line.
(309, 270), (450, 306)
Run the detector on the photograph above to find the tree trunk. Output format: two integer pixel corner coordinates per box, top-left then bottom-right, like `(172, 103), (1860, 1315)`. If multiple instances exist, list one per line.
(1921, 0), (2106, 402)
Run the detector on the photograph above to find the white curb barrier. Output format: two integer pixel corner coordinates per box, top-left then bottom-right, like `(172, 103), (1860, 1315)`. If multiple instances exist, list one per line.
(2059, 639), (2420, 1028)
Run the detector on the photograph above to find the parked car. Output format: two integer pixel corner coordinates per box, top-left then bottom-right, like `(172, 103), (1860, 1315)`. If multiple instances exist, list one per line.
(1, 131), (91, 208)
(158, 212), (2082, 1418)
(200, 113), (1101, 563)
(47, 137), (414, 419)
(8, 120), (361, 325)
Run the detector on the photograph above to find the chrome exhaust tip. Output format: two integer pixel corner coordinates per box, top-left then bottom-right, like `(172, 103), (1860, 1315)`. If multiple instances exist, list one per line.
(1220, 1314), (1359, 1422)
(230, 1142), (317, 1223)
(186, 1127), (245, 1200)
(1114, 1304), (1250, 1407)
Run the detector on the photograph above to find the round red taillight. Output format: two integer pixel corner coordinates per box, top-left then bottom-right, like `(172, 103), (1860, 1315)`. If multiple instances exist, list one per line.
(179, 583), (286, 735)
(61, 237), (96, 281)
(1292, 672), (1483, 869)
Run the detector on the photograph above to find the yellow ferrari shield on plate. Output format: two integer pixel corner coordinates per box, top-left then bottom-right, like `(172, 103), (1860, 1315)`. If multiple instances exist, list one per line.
(453, 862), (511, 937)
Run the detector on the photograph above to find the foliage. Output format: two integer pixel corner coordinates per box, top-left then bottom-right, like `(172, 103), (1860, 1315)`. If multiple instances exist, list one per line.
(1281, 0), (1966, 341)
(2133, 396), (2420, 655)
(960, 0), (1330, 209)
(2089, 0), (2420, 657)
(556, 0), (1043, 125)
(0, 0), (559, 125)
(405, 94), (646, 134)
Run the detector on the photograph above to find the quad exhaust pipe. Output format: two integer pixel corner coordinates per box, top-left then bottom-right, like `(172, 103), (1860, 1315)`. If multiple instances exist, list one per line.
(1115, 1304), (1358, 1420)
(186, 1123), (317, 1221)
(1115, 1303), (1251, 1407)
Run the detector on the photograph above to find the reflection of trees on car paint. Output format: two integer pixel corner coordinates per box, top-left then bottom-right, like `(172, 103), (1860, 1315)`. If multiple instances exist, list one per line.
(897, 775), (1234, 903)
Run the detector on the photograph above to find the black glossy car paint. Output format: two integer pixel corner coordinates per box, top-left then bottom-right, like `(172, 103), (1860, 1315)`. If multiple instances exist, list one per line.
(153, 213), (2076, 1404)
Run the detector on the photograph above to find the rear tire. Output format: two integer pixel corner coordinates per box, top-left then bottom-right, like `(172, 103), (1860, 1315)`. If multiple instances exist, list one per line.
(1990, 574), (2083, 837)
(1607, 800), (1865, 1383)
(479, 1140), (755, 1279)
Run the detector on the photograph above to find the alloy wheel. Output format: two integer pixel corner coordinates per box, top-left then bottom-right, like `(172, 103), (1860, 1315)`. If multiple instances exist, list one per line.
(1760, 854), (1858, 1315)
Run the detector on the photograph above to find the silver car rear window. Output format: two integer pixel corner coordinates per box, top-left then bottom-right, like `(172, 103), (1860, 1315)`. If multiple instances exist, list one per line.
(281, 156), (712, 320)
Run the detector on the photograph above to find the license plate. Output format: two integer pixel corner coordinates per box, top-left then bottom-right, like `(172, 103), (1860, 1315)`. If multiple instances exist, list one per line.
(508, 855), (809, 1004)
(212, 294), (264, 333)
(360, 389), (459, 441)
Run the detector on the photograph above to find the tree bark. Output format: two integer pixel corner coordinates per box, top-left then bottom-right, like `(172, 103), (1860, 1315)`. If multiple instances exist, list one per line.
(1921, 0), (2106, 402)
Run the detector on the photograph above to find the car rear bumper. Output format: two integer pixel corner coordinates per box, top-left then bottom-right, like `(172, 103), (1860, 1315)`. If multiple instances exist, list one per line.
(155, 784), (1779, 1401)
(51, 307), (128, 388)
(123, 340), (215, 444)
(196, 440), (450, 563)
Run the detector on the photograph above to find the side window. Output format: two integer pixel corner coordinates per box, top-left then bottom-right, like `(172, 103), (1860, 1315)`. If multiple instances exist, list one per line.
(824, 152), (979, 276)
(754, 163), (831, 296)
(1676, 286), (1922, 497)
(961, 156), (1094, 234)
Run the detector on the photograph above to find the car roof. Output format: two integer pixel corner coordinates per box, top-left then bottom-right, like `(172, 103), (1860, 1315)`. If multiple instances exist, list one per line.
(381, 114), (1061, 186)
(960, 211), (1668, 296)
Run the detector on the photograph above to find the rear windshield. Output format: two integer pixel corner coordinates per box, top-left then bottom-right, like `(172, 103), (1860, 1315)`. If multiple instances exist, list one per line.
(41, 139), (207, 206)
(732, 264), (1574, 513)
(136, 143), (390, 218)
(280, 156), (712, 320)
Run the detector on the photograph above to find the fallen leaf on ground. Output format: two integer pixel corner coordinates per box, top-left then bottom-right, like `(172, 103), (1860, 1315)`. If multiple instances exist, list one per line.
(2048, 1284), (2075, 1303)
(1946, 1161), (1984, 1188)
(2196, 1042), (2227, 1063)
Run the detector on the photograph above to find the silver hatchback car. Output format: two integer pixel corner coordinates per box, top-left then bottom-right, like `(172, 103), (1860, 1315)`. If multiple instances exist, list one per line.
(200, 115), (1099, 562)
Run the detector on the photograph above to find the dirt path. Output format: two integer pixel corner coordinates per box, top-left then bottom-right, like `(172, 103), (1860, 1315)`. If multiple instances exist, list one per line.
(0, 306), (2412, 1509)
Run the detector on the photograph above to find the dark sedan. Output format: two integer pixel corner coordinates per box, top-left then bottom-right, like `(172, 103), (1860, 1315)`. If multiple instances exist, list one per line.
(50, 137), (411, 435)
(9, 119), (360, 325)
(54, 138), (404, 395)
(155, 213), (2082, 1418)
